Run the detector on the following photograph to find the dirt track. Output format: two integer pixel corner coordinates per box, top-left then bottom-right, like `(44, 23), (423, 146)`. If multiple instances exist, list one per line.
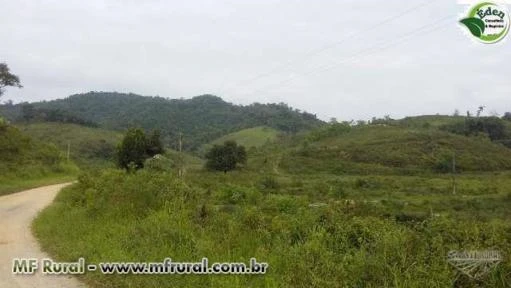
(0, 183), (86, 287)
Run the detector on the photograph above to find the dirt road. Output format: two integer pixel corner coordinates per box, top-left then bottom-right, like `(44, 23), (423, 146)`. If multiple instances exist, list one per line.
(0, 183), (86, 287)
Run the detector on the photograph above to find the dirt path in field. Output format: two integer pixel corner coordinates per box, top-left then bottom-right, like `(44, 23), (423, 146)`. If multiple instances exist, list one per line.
(0, 183), (86, 288)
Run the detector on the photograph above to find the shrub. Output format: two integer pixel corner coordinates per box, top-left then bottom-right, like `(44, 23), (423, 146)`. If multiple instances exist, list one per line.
(116, 128), (147, 169)
(143, 154), (173, 172)
(258, 175), (280, 190)
(205, 140), (247, 173)
(117, 128), (165, 170)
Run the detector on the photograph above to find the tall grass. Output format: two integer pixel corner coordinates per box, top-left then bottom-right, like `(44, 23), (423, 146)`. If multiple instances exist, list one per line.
(33, 168), (511, 287)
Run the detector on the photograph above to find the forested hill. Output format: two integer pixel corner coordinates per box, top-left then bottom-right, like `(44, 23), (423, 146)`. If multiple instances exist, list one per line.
(1, 92), (323, 150)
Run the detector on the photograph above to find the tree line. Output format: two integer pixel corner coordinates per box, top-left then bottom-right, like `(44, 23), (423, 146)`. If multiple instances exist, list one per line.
(117, 127), (246, 173)
(0, 91), (324, 150)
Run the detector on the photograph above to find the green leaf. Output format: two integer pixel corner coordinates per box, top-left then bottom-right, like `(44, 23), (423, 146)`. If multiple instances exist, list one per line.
(460, 17), (485, 37)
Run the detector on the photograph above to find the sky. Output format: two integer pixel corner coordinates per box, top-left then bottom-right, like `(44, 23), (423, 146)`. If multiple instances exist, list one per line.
(1, 0), (510, 121)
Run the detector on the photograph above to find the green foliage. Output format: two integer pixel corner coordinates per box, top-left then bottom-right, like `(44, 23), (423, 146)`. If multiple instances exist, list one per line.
(0, 92), (324, 150)
(116, 128), (148, 170)
(34, 169), (511, 287)
(205, 140), (247, 173)
(207, 126), (279, 149)
(441, 117), (508, 141)
(19, 103), (98, 127)
(146, 129), (164, 157)
(143, 155), (173, 172)
(16, 122), (122, 168)
(278, 125), (511, 175)
(0, 123), (59, 170)
(116, 128), (166, 170)
(21, 103), (36, 121)
(25, 113), (511, 287)
(0, 122), (78, 195)
(307, 122), (351, 141)
(0, 62), (22, 97)
(258, 175), (281, 191)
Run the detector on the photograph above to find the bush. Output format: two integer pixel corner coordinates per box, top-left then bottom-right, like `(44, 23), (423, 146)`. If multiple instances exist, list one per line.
(117, 128), (165, 170)
(441, 117), (508, 141)
(258, 175), (280, 191)
(205, 140), (247, 173)
(116, 128), (147, 169)
(143, 154), (173, 172)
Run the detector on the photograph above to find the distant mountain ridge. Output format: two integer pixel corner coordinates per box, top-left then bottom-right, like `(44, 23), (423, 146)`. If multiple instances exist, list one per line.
(0, 92), (324, 150)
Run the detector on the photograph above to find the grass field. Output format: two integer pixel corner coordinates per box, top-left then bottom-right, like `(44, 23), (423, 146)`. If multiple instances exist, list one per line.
(33, 168), (511, 287)
(33, 121), (511, 287)
(0, 122), (80, 195)
(16, 122), (122, 168)
(199, 126), (279, 154)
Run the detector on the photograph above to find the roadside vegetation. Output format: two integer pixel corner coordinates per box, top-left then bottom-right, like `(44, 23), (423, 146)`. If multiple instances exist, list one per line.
(0, 122), (78, 195)
(0, 63), (79, 194)
(16, 122), (122, 169)
(33, 117), (511, 287)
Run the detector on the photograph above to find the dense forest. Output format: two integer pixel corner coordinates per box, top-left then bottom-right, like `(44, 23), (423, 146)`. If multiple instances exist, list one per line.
(0, 92), (323, 150)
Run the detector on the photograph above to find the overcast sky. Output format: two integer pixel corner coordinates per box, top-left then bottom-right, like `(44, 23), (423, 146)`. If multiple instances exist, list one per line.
(1, 0), (510, 121)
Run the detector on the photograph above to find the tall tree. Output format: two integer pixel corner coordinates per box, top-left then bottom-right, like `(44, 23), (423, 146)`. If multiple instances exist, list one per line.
(146, 129), (164, 157)
(21, 103), (35, 121)
(205, 140), (247, 173)
(117, 128), (148, 170)
(0, 63), (22, 97)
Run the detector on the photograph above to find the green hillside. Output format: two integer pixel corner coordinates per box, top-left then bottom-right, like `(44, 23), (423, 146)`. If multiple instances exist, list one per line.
(199, 126), (280, 155)
(250, 123), (511, 175)
(0, 122), (78, 195)
(1, 92), (324, 150)
(397, 115), (466, 128)
(16, 122), (123, 168)
(34, 120), (511, 287)
(211, 126), (279, 147)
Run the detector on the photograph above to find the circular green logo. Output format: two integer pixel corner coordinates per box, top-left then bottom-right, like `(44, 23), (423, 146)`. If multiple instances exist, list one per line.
(460, 2), (510, 44)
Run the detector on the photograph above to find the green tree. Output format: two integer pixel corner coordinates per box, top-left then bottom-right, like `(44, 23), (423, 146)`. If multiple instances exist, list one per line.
(205, 140), (247, 173)
(146, 129), (164, 157)
(0, 63), (22, 97)
(21, 103), (35, 121)
(0, 92), (323, 150)
(466, 117), (506, 141)
(117, 128), (148, 170)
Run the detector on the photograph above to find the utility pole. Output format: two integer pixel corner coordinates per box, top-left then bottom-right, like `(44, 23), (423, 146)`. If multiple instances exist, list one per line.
(452, 151), (456, 195)
(179, 132), (183, 153)
(178, 132), (183, 177)
(66, 141), (70, 162)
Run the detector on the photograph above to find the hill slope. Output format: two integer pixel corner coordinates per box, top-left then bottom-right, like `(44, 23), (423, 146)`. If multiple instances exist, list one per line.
(16, 122), (122, 168)
(1, 92), (323, 150)
(211, 126), (279, 147)
(0, 123), (78, 194)
(253, 123), (511, 175)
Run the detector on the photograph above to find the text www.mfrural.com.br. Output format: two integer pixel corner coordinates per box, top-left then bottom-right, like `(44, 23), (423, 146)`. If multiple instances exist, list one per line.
(12, 258), (268, 275)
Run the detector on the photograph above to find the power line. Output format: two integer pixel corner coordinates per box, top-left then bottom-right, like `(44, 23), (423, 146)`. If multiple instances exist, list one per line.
(220, 0), (441, 93)
(237, 14), (455, 97)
